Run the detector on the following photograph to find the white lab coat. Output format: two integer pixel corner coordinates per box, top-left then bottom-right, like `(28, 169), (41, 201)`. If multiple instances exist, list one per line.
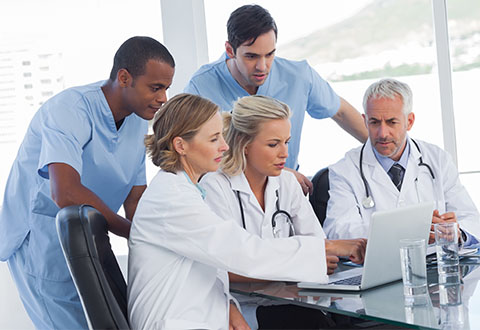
(201, 170), (328, 329)
(323, 137), (480, 240)
(128, 170), (328, 330)
(201, 170), (326, 239)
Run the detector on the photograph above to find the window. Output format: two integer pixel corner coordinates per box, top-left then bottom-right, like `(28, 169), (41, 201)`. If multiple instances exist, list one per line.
(447, 0), (480, 203)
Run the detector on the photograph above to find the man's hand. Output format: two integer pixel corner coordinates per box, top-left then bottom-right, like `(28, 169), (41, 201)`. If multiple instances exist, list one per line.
(325, 238), (367, 264)
(229, 303), (250, 330)
(284, 167), (313, 195)
(430, 210), (459, 244)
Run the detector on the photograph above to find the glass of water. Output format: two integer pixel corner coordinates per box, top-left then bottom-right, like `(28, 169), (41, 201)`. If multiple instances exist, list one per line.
(399, 238), (428, 305)
(435, 222), (461, 285)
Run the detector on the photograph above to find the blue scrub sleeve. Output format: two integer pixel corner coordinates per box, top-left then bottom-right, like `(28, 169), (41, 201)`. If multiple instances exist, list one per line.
(306, 65), (341, 119)
(183, 80), (201, 95)
(133, 153), (147, 186)
(37, 99), (92, 179)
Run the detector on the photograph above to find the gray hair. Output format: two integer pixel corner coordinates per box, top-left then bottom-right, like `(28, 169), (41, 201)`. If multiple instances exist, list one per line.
(221, 95), (291, 176)
(362, 78), (413, 115)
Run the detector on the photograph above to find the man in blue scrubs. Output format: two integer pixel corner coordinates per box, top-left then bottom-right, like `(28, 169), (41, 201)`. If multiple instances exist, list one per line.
(184, 4), (368, 194)
(0, 36), (175, 329)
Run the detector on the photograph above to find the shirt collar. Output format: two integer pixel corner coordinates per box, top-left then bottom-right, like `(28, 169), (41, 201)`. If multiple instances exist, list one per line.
(228, 171), (280, 195)
(372, 138), (410, 173)
(182, 171), (206, 199)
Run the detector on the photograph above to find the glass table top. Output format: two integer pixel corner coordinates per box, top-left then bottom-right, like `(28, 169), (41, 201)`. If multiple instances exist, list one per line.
(231, 261), (480, 329)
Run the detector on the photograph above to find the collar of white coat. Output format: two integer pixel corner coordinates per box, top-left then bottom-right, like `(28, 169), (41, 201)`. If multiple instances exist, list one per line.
(228, 171), (281, 198)
(181, 171), (207, 199)
(364, 135), (422, 167)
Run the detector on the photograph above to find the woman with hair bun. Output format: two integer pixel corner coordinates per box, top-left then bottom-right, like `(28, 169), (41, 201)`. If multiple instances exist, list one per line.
(128, 93), (337, 330)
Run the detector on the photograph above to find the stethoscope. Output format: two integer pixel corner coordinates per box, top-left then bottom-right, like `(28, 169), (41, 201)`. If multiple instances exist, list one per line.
(360, 138), (436, 209)
(235, 189), (296, 238)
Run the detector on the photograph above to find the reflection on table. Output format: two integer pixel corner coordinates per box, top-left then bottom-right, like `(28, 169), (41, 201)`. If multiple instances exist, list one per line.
(231, 263), (480, 329)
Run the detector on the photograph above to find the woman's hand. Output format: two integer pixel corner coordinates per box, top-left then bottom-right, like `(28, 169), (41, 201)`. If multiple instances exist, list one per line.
(325, 238), (367, 264)
(326, 254), (340, 274)
(229, 303), (251, 330)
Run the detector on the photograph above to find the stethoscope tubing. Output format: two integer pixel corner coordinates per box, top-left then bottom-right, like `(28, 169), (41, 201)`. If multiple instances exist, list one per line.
(360, 139), (436, 209)
(236, 189), (295, 237)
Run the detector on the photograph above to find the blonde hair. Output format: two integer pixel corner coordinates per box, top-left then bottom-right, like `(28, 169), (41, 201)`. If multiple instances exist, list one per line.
(222, 95), (290, 176)
(145, 93), (219, 173)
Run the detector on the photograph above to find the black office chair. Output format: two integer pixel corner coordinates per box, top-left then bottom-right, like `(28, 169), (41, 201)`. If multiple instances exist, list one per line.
(56, 205), (130, 330)
(309, 167), (330, 226)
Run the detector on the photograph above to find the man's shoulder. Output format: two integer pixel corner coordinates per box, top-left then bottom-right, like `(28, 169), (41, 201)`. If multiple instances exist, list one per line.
(44, 81), (103, 109)
(412, 139), (452, 164)
(38, 81), (107, 125)
(185, 56), (232, 99)
(414, 139), (443, 151)
(57, 81), (103, 98)
(189, 56), (225, 81)
(273, 56), (311, 75)
(329, 145), (363, 174)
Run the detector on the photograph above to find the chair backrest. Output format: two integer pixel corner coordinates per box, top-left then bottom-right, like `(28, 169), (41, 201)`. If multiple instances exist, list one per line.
(56, 205), (130, 330)
(309, 167), (330, 226)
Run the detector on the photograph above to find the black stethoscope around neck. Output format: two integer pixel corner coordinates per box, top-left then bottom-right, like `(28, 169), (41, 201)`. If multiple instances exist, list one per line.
(359, 138), (436, 209)
(235, 189), (295, 238)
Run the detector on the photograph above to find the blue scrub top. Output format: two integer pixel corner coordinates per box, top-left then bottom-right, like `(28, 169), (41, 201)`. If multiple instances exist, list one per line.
(0, 81), (147, 280)
(184, 53), (340, 170)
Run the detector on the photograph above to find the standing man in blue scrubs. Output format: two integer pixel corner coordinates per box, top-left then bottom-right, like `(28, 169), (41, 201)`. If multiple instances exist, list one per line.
(184, 4), (368, 194)
(0, 36), (175, 329)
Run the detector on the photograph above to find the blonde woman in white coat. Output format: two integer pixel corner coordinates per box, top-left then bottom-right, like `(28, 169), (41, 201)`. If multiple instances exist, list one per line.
(128, 94), (338, 330)
(201, 95), (367, 329)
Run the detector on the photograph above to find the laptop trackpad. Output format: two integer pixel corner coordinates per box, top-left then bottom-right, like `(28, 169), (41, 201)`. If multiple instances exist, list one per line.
(329, 267), (363, 283)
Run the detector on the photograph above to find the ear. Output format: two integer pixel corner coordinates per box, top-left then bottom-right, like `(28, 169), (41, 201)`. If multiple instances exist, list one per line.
(406, 112), (415, 131)
(117, 68), (131, 87)
(225, 41), (235, 59)
(362, 113), (367, 128)
(173, 136), (187, 155)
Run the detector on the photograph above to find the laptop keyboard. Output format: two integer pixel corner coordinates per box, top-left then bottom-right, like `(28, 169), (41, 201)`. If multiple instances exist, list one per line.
(332, 274), (362, 286)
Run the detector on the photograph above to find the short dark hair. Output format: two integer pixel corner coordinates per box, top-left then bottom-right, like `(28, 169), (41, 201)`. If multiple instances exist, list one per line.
(109, 36), (175, 81)
(227, 5), (277, 53)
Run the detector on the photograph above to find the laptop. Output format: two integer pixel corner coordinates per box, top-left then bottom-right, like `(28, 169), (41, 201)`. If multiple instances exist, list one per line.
(298, 202), (434, 291)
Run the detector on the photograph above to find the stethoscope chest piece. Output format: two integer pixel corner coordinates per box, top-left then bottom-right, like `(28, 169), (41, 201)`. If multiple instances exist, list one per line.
(358, 139), (435, 211)
(362, 196), (375, 209)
